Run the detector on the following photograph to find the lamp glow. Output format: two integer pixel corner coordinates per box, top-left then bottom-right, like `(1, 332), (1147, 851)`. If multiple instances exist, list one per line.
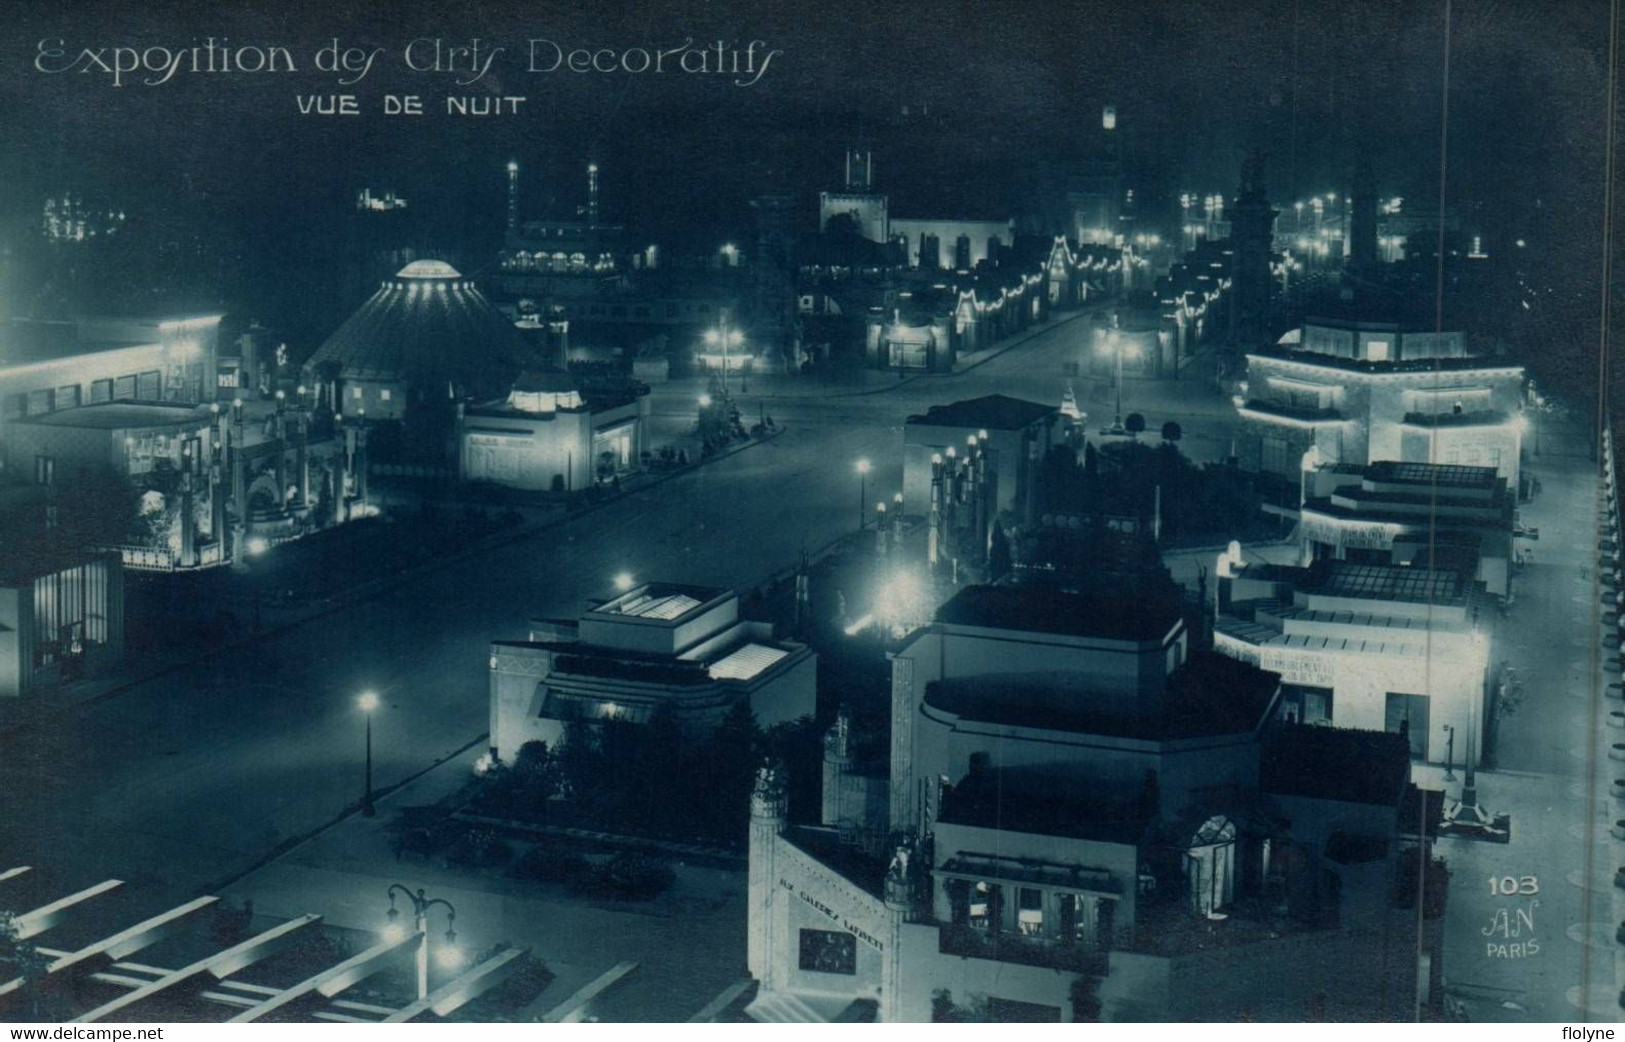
(614, 572), (634, 592)
(359, 691), (379, 712)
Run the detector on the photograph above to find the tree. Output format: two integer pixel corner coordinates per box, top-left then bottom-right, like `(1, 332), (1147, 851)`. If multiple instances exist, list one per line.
(1161, 420), (1183, 443)
(1124, 412), (1146, 436)
(512, 740), (562, 805)
(556, 721), (600, 803)
(0, 911), (49, 1019)
(702, 702), (766, 839)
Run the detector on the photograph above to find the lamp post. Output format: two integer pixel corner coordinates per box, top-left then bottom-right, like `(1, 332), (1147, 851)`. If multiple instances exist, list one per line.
(855, 459), (872, 530)
(358, 691), (379, 817)
(1100, 331), (1138, 431)
(704, 311), (745, 398)
(384, 885), (460, 1001)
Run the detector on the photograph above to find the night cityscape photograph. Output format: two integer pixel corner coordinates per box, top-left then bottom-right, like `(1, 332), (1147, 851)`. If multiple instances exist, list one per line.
(2, 0), (1625, 1028)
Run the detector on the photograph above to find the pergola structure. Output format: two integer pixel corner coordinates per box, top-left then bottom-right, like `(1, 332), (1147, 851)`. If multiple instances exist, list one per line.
(0, 867), (530, 1024)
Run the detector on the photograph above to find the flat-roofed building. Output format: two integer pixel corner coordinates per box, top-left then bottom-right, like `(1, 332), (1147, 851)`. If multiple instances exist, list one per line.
(5, 401), (215, 483)
(456, 368), (649, 492)
(487, 582), (815, 757)
(747, 583), (1447, 1022)
(903, 395), (1060, 520)
(1214, 555), (1489, 764)
(1297, 460), (1517, 599)
(0, 314), (222, 453)
(1237, 316), (1525, 489)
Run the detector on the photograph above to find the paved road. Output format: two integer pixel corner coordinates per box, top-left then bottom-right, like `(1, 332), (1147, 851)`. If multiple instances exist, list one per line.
(4, 303), (1254, 1011)
(1432, 410), (1619, 1022)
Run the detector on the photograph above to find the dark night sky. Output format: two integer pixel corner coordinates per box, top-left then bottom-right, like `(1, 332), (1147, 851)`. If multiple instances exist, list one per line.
(0, 0), (1617, 369)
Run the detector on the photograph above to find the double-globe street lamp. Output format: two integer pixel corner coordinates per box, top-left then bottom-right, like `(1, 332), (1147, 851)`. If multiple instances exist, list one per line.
(382, 885), (462, 1000)
(1099, 331), (1140, 434)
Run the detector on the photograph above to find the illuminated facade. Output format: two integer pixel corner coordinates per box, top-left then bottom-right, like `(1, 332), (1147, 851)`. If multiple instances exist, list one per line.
(0, 314), (222, 451)
(486, 582), (815, 756)
(456, 368), (650, 492)
(747, 584), (1445, 1022)
(496, 161), (626, 289)
(1236, 317), (1526, 488)
(1214, 554), (1490, 765)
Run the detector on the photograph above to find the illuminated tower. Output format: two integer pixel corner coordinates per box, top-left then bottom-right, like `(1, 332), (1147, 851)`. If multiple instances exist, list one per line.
(587, 162), (600, 227)
(505, 160), (519, 234)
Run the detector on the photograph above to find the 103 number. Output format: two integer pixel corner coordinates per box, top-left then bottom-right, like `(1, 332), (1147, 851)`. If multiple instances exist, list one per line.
(1488, 875), (1539, 896)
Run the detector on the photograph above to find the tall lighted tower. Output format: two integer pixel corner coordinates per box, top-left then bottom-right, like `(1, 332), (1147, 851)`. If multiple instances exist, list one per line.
(587, 162), (600, 227)
(505, 160), (519, 234)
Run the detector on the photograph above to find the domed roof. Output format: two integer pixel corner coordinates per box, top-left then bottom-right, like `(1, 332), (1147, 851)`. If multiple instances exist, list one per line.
(305, 266), (537, 397)
(397, 259), (462, 279)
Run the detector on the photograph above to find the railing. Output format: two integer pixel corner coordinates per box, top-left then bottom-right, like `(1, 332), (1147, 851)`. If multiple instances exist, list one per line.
(938, 923), (1109, 975)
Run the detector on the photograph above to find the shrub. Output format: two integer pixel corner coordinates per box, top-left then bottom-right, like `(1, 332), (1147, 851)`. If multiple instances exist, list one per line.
(509, 846), (592, 884)
(574, 851), (674, 901)
(445, 827), (513, 869)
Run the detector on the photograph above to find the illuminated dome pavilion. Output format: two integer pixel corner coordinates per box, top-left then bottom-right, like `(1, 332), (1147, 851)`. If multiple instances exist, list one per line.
(305, 260), (538, 422)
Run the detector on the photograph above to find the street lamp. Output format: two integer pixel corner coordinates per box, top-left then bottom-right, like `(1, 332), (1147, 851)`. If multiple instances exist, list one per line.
(704, 310), (746, 396)
(384, 885), (459, 1000)
(856, 459), (872, 530)
(358, 691), (379, 817)
(1099, 332), (1139, 432)
(614, 571), (634, 592)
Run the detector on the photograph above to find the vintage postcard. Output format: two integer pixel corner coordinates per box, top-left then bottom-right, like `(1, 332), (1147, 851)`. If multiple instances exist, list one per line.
(0, 0), (1618, 1028)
